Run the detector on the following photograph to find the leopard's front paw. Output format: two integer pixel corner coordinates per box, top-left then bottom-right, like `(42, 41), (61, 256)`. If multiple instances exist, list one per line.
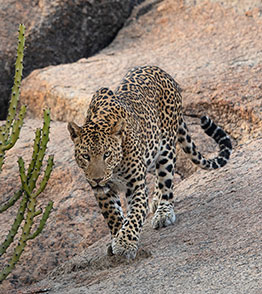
(151, 203), (176, 229)
(112, 231), (138, 260)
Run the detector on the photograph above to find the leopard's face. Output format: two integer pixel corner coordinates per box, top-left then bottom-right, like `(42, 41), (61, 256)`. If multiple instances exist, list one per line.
(75, 133), (123, 189)
(68, 120), (125, 191)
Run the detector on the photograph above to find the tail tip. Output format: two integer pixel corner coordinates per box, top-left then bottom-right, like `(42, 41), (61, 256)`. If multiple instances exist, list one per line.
(201, 115), (210, 127)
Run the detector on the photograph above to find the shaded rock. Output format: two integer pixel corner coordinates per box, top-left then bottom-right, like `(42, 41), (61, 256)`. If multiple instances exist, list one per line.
(0, 0), (141, 120)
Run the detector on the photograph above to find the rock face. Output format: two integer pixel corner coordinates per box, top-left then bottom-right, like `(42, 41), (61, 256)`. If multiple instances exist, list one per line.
(0, 0), (141, 120)
(1, 0), (262, 293)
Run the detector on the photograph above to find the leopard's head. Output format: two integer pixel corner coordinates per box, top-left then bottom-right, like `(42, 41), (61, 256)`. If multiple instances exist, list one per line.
(68, 118), (125, 192)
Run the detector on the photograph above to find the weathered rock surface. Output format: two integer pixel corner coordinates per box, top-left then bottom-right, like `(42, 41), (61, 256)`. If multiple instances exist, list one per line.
(1, 0), (262, 293)
(0, 0), (141, 120)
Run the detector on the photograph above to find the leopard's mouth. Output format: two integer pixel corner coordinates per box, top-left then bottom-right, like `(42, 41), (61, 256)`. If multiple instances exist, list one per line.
(92, 185), (110, 194)
(88, 178), (110, 193)
(86, 173), (112, 193)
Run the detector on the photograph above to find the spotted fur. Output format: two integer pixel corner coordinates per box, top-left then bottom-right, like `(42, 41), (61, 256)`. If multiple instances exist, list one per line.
(68, 66), (232, 259)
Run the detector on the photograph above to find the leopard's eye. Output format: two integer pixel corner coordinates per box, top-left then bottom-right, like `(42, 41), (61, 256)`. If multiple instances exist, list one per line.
(82, 154), (90, 161)
(103, 151), (111, 160)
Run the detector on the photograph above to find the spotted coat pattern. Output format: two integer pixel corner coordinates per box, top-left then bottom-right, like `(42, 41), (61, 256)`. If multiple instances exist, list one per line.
(68, 66), (232, 259)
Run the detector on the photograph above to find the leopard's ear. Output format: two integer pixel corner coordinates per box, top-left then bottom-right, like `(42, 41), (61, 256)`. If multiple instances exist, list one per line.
(111, 119), (126, 138)
(68, 122), (81, 142)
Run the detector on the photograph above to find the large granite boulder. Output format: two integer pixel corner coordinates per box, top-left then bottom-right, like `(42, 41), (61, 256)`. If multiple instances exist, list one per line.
(0, 0), (142, 120)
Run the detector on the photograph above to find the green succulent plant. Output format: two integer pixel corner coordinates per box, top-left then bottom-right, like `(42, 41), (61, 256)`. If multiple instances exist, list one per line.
(0, 24), (54, 283)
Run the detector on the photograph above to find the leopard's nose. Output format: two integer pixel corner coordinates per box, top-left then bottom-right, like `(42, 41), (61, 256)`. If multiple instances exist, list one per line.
(94, 178), (103, 185)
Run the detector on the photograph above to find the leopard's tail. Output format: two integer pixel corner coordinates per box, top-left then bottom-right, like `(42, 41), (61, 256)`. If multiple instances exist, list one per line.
(177, 116), (232, 170)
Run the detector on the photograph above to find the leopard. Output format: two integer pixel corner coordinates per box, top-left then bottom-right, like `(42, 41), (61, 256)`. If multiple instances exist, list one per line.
(68, 65), (232, 259)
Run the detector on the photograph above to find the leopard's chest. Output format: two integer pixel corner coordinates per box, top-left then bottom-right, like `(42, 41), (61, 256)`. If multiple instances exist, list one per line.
(109, 172), (129, 193)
